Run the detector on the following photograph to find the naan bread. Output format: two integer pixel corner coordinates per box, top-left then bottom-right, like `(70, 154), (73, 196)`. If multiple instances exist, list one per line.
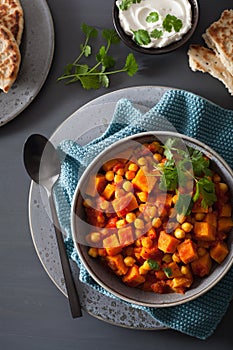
(202, 9), (233, 76)
(0, 24), (21, 93)
(0, 0), (24, 45)
(188, 44), (233, 96)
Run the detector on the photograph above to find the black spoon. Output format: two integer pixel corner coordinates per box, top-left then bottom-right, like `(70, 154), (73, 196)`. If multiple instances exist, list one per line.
(23, 134), (82, 318)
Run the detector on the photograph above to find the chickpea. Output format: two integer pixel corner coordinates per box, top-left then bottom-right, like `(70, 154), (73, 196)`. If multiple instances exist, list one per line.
(139, 266), (148, 275)
(172, 194), (178, 205)
(116, 219), (126, 228)
(128, 163), (138, 172)
(162, 254), (172, 263)
(195, 213), (206, 221)
(83, 198), (92, 208)
(198, 247), (206, 257)
(147, 206), (157, 218)
(152, 217), (162, 228)
(122, 180), (133, 192)
(181, 266), (190, 275)
(138, 157), (147, 166)
(172, 252), (181, 263)
(97, 215), (105, 224)
(88, 247), (98, 258)
(114, 174), (123, 183)
(213, 173), (221, 183)
(116, 168), (125, 176)
(124, 256), (136, 267)
(89, 232), (101, 243)
(134, 218), (145, 229)
(141, 236), (153, 248)
(125, 170), (135, 180)
(181, 222), (193, 233)
(115, 189), (125, 198)
(174, 228), (186, 239)
(153, 153), (162, 162)
(218, 182), (228, 194)
(137, 191), (147, 202)
(141, 260), (152, 271)
(125, 212), (136, 223)
(105, 170), (114, 181)
(176, 213), (186, 224)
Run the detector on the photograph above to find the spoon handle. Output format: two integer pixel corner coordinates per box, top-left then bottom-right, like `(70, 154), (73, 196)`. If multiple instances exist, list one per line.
(49, 195), (82, 318)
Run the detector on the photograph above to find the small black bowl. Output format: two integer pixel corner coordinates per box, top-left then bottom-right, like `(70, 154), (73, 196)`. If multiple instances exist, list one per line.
(112, 0), (199, 54)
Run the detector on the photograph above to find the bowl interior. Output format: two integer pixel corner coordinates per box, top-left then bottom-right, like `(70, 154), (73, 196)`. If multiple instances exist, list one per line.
(71, 131), (233, 307)
(112, 0), (199, 54)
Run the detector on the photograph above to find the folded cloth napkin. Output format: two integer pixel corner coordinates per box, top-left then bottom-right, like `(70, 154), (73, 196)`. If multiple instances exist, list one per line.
(53, 89), (233, 340)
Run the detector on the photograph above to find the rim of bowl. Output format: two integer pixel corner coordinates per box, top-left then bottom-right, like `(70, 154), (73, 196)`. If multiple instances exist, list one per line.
(71, 131), (233, 307)
(112, 0), (199, 54)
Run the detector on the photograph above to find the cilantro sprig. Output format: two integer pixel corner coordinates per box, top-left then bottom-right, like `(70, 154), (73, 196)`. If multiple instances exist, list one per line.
(58, 23), (138, 90)
(153, 138), (217, 214)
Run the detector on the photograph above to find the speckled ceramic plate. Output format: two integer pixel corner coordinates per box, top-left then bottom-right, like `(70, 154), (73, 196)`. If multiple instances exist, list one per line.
(0, 0), (54, 126)
(29, 86), (171, 329)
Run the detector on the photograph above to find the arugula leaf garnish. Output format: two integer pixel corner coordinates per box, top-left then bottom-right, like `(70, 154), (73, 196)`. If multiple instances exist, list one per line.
(57, 24), (138, 90)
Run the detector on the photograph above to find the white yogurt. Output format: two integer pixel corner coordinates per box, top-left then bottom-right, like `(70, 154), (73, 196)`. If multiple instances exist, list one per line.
(116, 0), (192, 48)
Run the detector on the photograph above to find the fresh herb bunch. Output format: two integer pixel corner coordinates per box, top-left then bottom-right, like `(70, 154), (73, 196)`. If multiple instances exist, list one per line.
(57, 23), (138, 90)
(154, 138), (217, 215)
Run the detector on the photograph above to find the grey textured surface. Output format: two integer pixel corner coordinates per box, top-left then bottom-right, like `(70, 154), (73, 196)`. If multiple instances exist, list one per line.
(0, 0), (232, 349)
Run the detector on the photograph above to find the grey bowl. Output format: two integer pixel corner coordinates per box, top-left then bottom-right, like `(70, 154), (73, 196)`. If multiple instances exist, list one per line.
(71, 131), (233, 307)
(112, 0), (199, 54)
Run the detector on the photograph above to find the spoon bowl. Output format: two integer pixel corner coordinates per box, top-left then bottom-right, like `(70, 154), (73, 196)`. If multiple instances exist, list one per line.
(23, 134), (82, 318)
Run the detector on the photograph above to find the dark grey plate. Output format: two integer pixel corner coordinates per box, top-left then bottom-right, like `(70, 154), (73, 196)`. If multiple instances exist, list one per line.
(0, 0), (54, 126)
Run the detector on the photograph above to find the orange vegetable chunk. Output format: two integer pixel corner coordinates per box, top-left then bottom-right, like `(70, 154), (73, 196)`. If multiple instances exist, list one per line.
(106, 254), (128, 276)
(112, 192), (138, 217)
(219, 203), (232, 217)
(132, 168), (156, 193)
(103, 233), (119, 248)
(193, 221), (216, 241)
(122, 265), (145, 286)
(158, 231), (180, 253)
(118, 225), (134, 246)
(177, 239), (198, 264)
(217, 217), (233, 232)
(102, 183), (115, 200)
(85, 174), (107, 197)
(191, 253), (212, 277)
(210, 241), (229, 263)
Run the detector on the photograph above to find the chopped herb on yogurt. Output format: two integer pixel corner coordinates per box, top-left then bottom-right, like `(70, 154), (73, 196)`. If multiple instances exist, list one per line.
(116, 0), (192, 48)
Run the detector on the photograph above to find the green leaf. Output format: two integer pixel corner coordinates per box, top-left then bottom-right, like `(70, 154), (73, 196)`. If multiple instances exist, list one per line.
(124, 53), (138, 76)
(147, 259), (160, 270)
(146, 11), (159, 23)
(190, 149), (212, 177)
(63, 63), (73, 75)
(102, 29), (120, 44)
(163, 14), (183, 32)
(119, 0), (142, 11)
(81, 23), (98, 38)
(83, 45), (91, 57)
(196, 177), (217, 208)
(79, 75), (100, 90)
(75, 64), (89, 75)
(133, 29), (151, 46)
(163, 267), (172, 278)
(150, 29), (163, 39)
(99, 74), (109, 88)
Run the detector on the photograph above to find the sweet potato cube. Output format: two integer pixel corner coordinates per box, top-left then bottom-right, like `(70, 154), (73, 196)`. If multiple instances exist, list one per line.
(132, 168), (156, 193)
(140, 244), (161, 260)
(106, 246), (122, 256)
(158, 231), (180, 253)
(102, 183), (115, 200)
(177, 239), (198, 264)
(191, 253), (212, 277)
(103, 233), (119, 248)
(85, 174), (107, 197)
(210, 241), (229, 264)
(122, 265), (145, 287)
(218, 218), (233, 232)
(204, 212), (217, 227)
(106, 254), (128, 276)
(219, 204), (232, 217)
(166, 262), (183, 278)
(118, 226), (134, 246)
(112, 192), (138, 217)
(193, 222), (216, 241)
(171, 277), (193, 289)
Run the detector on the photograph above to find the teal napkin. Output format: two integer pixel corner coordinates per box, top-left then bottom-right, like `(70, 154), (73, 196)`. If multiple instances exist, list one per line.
(53, 89), (233, 339)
